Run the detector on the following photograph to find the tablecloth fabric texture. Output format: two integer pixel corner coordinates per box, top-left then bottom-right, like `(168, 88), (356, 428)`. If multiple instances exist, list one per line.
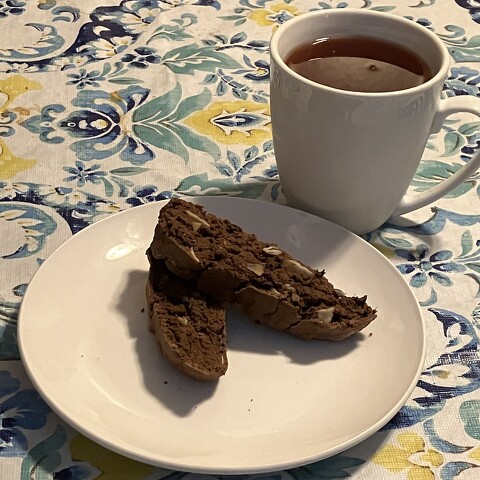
(0, 0), (479, 479)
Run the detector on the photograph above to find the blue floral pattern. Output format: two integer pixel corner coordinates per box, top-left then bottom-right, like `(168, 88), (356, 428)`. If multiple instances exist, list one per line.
(0, 203), (58, 259)
(397, 245), (465, 287)
(0, 0), (479, 479)
(0, 1), (25, 18)
(0, 371), (50, 456)
(455, 0), (480, 24)
(396, 236), (480, 291)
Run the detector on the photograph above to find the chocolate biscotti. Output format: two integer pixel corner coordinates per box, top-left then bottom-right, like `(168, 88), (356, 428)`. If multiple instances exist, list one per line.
(148, 198), (377, 341)
(146, 250), (227, 380)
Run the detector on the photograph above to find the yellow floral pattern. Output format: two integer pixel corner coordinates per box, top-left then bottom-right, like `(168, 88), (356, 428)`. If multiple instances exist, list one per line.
(0, 75), (40, 177)
(70, 435), (159, 480)
(0, 75), (42, 112)
(248, 2), (302, 28)
(469, 447), (480, 462)
(373, 433), (444, 480)
(184, 100), (271, 145)
(0, 140), (36, 179)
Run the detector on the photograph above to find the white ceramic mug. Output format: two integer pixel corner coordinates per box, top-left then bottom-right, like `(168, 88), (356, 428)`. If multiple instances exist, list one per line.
(270, 10), (480, 235)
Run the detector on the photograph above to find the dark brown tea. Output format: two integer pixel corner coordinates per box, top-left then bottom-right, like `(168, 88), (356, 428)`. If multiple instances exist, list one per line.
(285, 36), (433, 93)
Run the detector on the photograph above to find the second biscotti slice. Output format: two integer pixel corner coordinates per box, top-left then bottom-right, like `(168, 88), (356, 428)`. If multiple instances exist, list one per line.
(146, 250), (228, 380)
(149, 198), (377, 341)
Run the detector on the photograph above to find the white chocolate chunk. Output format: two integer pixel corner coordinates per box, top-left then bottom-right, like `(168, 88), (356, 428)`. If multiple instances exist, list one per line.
(186, 210), (210, 228)
(263, 246), (283, 256)
(247, 263), (265, 276)
(191, 221), (203, 232)
(314, 307), (335, 323)
(177, 316), (188, 326)
(283, 259), (314, 278)
(188, 247), (200, 264)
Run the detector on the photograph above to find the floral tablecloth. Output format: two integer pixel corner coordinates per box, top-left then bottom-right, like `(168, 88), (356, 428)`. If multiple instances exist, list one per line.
(1, 0), (479, 479)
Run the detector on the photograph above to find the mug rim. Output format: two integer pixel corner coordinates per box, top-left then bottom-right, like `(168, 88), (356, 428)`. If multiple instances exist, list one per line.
(269, 9), (450, 97)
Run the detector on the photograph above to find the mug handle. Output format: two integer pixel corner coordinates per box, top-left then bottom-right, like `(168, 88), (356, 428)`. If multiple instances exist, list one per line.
(391, 96), (480, 217)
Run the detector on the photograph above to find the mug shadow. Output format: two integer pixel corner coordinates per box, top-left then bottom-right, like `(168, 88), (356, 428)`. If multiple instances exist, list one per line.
(116, 269), (367, 416)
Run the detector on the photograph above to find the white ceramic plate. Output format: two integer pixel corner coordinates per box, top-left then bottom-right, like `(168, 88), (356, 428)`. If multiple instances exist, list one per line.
(18, 197), (425, 474)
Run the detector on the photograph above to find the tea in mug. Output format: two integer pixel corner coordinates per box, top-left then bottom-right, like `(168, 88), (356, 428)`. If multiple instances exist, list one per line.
(285, 36), (433, 93)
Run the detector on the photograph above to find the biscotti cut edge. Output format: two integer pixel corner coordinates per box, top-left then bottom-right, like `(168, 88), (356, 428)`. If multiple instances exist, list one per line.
(146, 250), (228, 381)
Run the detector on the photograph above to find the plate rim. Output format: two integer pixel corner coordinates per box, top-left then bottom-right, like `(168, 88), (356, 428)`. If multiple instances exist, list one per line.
(18, 196), (426, 474)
